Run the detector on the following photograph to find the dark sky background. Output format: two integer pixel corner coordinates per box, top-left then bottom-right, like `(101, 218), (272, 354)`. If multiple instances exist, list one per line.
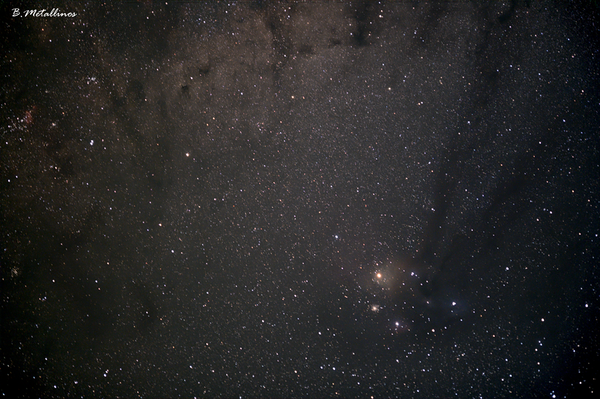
(1, 1), (599, 398)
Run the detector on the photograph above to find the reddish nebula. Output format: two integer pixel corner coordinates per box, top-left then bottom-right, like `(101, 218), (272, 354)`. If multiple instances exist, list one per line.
(23, 105), (36, 125)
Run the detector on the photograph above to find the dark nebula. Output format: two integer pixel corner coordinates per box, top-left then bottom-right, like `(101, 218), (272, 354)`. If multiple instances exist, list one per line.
(1, 1), (599, 398)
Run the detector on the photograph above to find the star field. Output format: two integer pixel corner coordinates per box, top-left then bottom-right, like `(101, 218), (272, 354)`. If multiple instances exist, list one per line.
(1, 1), (599, 398)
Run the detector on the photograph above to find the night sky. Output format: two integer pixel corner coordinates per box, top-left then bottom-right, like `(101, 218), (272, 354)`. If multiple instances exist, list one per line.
(1, 1), (599, 398)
